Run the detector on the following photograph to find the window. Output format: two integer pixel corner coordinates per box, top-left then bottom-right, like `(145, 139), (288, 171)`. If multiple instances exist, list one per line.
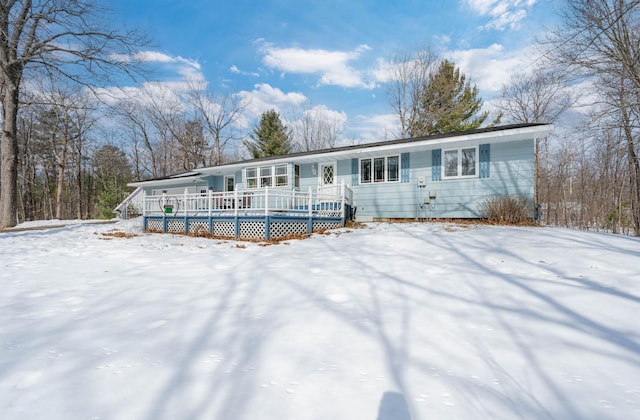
(294, 164), (300, 188)
(246, 168), (257, 189)
(275, 164), (288, 187)
(360, 159), (372, 184)
(360, 155), (400, 184)
(443, 147), (477, 178)
(260, 167), (272, 187)
(444, 150), (458, 177)
(225, 176), (235, 192)
(374, 158), (385, 182)
(461, 148), (476, 176)
(245, 164), (295, 189)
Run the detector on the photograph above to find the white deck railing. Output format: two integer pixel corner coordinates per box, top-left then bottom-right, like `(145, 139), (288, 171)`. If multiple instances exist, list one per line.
(143, 180), (353, 219)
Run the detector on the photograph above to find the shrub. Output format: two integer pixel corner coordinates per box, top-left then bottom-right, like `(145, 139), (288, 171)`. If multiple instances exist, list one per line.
(481, 195), (534, 225)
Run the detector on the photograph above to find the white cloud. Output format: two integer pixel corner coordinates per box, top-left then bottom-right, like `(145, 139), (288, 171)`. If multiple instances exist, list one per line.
(465, 0), (537, 30)
(230, 65), (260, 77)
(259, 43), (375, 89)
(446, 43), (537, 98)
(235, 83), (308, 127)
(95, 50), (209, 108)
(303, 105), (348, 128)
(129, 51), (202, 71)
(343, 113), (400, 144)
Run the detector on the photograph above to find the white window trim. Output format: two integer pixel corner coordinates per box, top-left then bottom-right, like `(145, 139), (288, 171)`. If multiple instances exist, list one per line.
(359, 155), (401, 184)
(244, 164), (292, 189)
(442, 146), (478, 179)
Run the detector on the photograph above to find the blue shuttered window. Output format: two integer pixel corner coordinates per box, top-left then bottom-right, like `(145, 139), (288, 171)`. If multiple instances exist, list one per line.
(432, 149), (441, 181)
(401, 153), (410, 183)
(351, 158), (358, 185)
(479, 144), (490, 178)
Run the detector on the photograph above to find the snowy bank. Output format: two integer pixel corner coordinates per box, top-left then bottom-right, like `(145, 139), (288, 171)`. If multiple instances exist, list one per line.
(1, 220), (639, 419)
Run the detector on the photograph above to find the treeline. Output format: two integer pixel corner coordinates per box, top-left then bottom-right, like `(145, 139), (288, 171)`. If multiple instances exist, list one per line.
(16, 87), (132, 221)
(13, 77), (345, 221)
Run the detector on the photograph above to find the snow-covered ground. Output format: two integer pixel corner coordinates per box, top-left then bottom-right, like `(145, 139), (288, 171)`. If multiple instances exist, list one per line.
(1, 219), (639, 420)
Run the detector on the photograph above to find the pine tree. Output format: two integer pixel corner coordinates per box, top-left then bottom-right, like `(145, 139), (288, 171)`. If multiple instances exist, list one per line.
(245, 110), (292, 158)
(410, 60), (497, 136)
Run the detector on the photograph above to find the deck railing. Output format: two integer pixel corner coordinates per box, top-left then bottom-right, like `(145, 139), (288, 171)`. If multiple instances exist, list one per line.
(143, 180), (353, 220)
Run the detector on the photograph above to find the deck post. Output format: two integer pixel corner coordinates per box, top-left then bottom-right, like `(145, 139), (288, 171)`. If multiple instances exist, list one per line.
(264, 186), (270, 240)
(208, 190), (213, 234)
(234, 188), (239, 238)
(162, 193), (167, 232)
(142, 189), (147, 217)
(183, 188), (188, 233)
(307, 186), (313, 233)
(341, 180), (346, 225)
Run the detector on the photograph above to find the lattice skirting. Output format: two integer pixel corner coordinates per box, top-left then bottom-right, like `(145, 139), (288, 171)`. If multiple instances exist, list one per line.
(213, 221), (235, 238)
(313, 221), (341, 232)
(166, 219), (185, 233)
(270, 222), (307, 239)
(239, 221), (265, 239)
(189, 220), (210, 234)
(145, 217), (343, 239)
(147, 218), (163, 232)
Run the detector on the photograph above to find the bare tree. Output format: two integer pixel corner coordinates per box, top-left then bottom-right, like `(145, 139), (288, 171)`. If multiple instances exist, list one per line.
(0, 0), (146, 228)
(187, 84), (249, 165)
(498, 67), (573, 124)
(498, 66), (574, 214)
(291, 105), (345, 152)
(113, 98), (159, 179)
(548, 0), (640, 235)
(25, 80), (97, 220)
(385, 47), (440, 138)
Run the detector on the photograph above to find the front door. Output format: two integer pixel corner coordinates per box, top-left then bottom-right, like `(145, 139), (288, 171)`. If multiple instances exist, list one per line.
(320, 163), (335, 187)
(319, 163), (337, 200)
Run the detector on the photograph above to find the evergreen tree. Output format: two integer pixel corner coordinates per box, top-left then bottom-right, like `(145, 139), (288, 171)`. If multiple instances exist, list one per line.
(93, 145), (132, 219)
(245, 110), (292, 158)
(410, 60), (498, 136)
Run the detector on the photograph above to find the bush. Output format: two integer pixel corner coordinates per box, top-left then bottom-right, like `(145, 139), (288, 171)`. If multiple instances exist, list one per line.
(481, 195), (534, 225)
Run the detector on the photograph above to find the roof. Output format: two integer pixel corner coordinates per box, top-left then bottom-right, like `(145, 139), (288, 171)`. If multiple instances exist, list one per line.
(129, 123), (552, 187)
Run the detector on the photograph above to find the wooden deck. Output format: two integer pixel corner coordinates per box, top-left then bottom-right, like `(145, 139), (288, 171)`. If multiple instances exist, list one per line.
(141, 184), (353, 240)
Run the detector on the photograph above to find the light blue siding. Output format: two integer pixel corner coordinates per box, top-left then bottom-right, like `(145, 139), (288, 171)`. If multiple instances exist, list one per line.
(197, 138), (533, 220)
(351, 150), (428, 219)
(351, 139), (534, 220)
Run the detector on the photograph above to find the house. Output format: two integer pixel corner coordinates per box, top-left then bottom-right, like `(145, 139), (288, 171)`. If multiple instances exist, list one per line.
(123, 123), (552, 240)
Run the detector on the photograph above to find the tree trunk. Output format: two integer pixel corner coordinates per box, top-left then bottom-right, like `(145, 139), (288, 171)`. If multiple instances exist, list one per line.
(55, 133), (68, 220)
(0, 85), (20, 228)
(618, 96), (640, 235)
(75, 139), (83, 219)
(622, 123), (640, 236)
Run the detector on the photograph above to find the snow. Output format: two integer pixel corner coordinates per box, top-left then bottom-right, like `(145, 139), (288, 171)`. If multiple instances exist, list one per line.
(1, 219), (640, 419)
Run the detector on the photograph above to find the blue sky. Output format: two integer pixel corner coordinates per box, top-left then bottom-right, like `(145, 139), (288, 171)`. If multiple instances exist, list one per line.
(109, 0), (559, 143)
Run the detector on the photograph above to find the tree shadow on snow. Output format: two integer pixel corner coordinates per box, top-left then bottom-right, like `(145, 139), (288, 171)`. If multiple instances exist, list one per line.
(376, 392), (412, 420)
